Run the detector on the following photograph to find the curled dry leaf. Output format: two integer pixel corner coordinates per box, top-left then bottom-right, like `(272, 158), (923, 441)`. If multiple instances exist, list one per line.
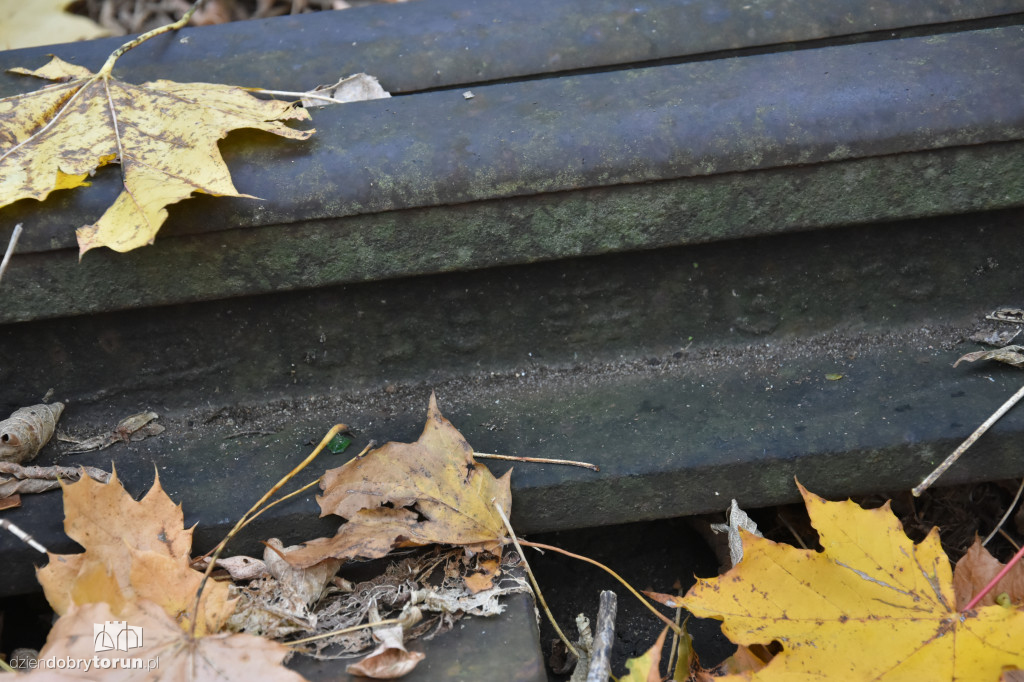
(227, 539), (342, 638)
(0, 461), (110, 498)
(300, 73), (391, 108)
(263, 538), (342, 607)
(346, 609), (425, 680)
(0, 403), (64, 463)
(193, 554), (269, 582)
(65, 410), (164, 453)
(953, 538), (1024, 609)
(285, 393), (511, 568)
(954, 345), (1024, 369)
(709, 498), (763, 568)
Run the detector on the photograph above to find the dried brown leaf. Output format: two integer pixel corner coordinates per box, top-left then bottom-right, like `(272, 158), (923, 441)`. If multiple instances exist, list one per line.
(345, 622), (425, 679)
(953, 538), (1024, 609)
(0, 403), (64, 463)
(300, 73), (390, 108)
(37, 469), (233, 634)
(286, 394), (511, 567)
(463, 555), (501, 594)
(66, 411), (164, 453)
(0, 461), (110, 498)
(954, 345), (1024, 369)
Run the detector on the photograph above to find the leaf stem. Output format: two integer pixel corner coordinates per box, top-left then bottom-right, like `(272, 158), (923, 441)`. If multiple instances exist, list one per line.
(912, 382), (1024, 496)
(982, 477), (1024, 547)
(494, 502), (578, 658)
(962, 541), (1024, 612)
(518, 539), (682, 636)
(0, 224), (23, 286)
(474, 452), (599, 471)
(285, 617), (403, 647)
(97, 0), (206, 77)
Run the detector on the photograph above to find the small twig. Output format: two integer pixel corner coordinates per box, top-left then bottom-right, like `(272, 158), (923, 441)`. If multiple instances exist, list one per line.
(494, 502), (577, 659)
(998, 527), (1022, 551)
(665, 582), (684, 677)
(519, 539), (682, 635)
(260, 540), (288, 561)
(0, 518), (48, 554)
(983, 478), (1024, 547)
(234, 476), (323, 533)
(248, 88), (353, 105)
(285, 617), (403, 647)
(224, 430), (278, 439)
(0, 224), (23, 285)
(587, 591), (617, 682)
(777, 512), (809, 550)
(474, 452), (599, 472)
(913, 383), (1024, 496)
(963, 541), (1024, 612)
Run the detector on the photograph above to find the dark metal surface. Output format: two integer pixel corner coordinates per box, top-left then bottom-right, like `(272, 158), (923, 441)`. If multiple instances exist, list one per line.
(3, 141), (1023, 323)
(1, 209), (1023, 596)
(1, 0), (1022, 98)
(4, 25), (1023, 258)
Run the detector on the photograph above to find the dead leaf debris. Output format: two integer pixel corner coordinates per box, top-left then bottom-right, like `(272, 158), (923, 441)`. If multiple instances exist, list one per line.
(0, 402), (63, 464)
(62, 410), (165, 453)
(0, 461), (110, 498)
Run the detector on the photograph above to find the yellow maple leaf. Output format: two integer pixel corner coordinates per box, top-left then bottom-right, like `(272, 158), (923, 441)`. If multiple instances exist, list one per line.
(681, 483), (1024, 681)
(0, 0), (108, 51)
(285, 393), (512, 568)
(37, 469), (234, 635)
(0, 32), (312, 255)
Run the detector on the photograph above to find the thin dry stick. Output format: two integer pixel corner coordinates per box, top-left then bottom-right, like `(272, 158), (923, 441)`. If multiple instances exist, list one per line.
(248, 78), (363, 105)
(0, 517), (47, 554)
(519, 539), (682, 635)
(475, 452), (599, 472)
(983, 477), (1024, 547)
(777, 513), (809, 550)
(0, 223), (23, 285)
(188, 423), (347, 637)
(587, 590), (617, 682)
(493, 502), (578, 659)
(665, 584), (684, 677)
(998, 527), (1021, 551)
(913, 383), (1024, 497)
(963, 541), (1024, 612)
(231, 475), (322, 534)
(285, 617), (403, 647)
